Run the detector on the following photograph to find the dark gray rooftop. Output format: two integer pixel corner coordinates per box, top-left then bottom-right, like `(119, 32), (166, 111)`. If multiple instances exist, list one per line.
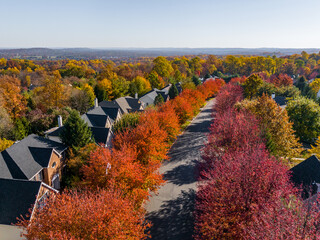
(0, 134), (66, 180)
(0, 178), (41, 225)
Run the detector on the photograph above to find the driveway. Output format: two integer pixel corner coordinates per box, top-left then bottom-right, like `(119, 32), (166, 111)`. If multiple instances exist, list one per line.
(145, 99), (215, 240)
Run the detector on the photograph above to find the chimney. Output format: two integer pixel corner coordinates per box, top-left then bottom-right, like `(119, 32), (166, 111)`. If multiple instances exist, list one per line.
(94, 98), (98, 108)
(135, 92), (138, 99)
(271, 93), (275, 99)
(58, 115), (63, 127)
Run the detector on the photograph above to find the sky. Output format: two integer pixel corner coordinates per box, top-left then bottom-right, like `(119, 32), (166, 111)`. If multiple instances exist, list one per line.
(1, 0), (320, 48)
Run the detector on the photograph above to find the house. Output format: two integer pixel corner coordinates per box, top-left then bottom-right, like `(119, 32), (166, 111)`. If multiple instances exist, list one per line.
(290, 155), (320, 198)
(271, 93), (288, 108)
(86, 106), (122, 125)
(0, 178), (58, 239)
(175, 82), (183, 94)
(81, 113), (113, 128)
(99, 96), (144, 114)
(139, 85), (171, 107)
(0, 134), (67, 190)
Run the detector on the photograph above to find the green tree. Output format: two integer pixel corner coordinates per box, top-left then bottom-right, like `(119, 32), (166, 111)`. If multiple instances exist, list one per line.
(111, 77), (129, 99)
(14, 117), (30, 140)
(60, 110), (93, 152)
(152, 56), (174, 79)
(154, 94), (164, 105)
(113, 112), (140, 133)
(169, 84), (179, 99)
(192, 75), (201, 86)
(243, 74), (264, 99)
(286, 97), (320, 143)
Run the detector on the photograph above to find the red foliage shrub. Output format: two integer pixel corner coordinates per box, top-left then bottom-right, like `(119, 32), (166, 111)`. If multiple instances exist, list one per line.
(230, 76), (247, 84)
(17, 189), (150, 240)
(270, 73), (293, 87)
(202, 108), (262, 169)
(214, 83), (244, 114)
(195, 146), (297, 240)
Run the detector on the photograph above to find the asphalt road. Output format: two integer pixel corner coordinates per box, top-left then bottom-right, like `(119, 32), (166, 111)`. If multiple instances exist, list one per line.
(145, 99), (215, 240)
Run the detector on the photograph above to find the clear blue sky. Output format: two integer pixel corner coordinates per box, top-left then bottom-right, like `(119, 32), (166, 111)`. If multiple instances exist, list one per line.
(1, 0), (320, 48)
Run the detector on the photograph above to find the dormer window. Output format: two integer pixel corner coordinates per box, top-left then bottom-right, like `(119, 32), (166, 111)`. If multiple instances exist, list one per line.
(52, 162), (56, 168)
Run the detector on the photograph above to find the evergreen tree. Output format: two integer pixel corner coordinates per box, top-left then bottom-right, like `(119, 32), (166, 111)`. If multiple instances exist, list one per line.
(169, 84), (179, 99)
(60, 110), (93, 152)
(192, 75), (201, 86)
(154, 93), (164, 106)
(14, 117), (30, 140)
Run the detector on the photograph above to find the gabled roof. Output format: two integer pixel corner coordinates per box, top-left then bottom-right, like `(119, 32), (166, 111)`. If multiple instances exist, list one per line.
(99, 97), (144, 114)
(0, 134), (66, 180)
(273, 96), (288, 107)
(86, 107), (121, 122)
(290, 155), (320, 187)
(90, 127), (112, 146)
(114, 96), (144, 113)
(0, 178), (41, 224)
(98, 100), (120, 109)
(81, 113), (111, 128)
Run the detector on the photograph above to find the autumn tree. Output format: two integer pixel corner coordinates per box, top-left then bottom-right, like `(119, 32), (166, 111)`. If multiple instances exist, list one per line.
(60, 110), (93, 152)
(0, 75), (27, 119)
(147, 71), (165, 89)
(69, 88), (92, 114)
(152, 56), (174, 79)
(214, 83), (244, 114)
(94, 78), (112, 101)
(81, 83), (95, 108)
(236, 94), (301, 158)
(0, 138), (14, 151)
(34, 71), (65, 109)
(195, 146), (300, 240)
(130, 76), (151, 97)
(17, 189), (149, 240)
(202, 109), (262, 169)
(271, 73), (293, 87)
(243, 74), (264, 99)
(113, 112), (140, 133)
(286, 96), (320, 143)
(0, 106), (14, 139)
(111, 77), (129, 99)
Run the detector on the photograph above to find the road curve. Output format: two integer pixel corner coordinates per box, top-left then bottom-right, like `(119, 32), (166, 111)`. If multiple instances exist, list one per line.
(145, 99), (215, 240)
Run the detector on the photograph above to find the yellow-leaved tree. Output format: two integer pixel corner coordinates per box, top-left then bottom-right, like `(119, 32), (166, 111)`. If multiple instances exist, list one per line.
(236, 94), (302, 158)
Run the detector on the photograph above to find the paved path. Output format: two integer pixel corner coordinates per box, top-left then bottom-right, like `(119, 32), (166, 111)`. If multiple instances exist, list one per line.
(145, 99), (215, 240)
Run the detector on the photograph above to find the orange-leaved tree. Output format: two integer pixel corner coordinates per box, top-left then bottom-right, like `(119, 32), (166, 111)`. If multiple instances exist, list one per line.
(17, 188), (150, 240)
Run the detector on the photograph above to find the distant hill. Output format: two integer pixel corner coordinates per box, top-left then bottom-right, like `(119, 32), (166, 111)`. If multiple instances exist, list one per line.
(0, 47), (319, 60)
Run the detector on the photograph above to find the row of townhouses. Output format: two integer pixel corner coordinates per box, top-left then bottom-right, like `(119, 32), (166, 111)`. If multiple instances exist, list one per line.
(0, 84), (181, 239)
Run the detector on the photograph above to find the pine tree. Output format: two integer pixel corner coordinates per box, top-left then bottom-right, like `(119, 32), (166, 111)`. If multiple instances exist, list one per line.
(192, 75), (201, 86)
(60, 110), (93, 152)
(168, 84), (179, 99)
(154, 93), (164, 105)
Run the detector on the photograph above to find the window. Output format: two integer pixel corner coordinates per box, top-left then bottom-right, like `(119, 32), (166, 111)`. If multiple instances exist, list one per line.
(52, 162), (56, 168)
(38, 171), (43, 181)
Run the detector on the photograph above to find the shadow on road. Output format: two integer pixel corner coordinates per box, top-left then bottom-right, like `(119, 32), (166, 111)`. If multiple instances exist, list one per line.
(146, 189), (196, 240)
(163, 163), (197, 186)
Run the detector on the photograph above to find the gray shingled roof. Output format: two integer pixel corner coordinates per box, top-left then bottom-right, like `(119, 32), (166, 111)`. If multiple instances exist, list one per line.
(0, 178), (41, 224)
(290, 155), (320, 187)
(90, 127), (112, 146)
(86, 107), (120, 122)
(81, 114), (111, 127)
(0, 134), (66, 180)
(99, 97), (143, 114)
(139, 86), (171, 106)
